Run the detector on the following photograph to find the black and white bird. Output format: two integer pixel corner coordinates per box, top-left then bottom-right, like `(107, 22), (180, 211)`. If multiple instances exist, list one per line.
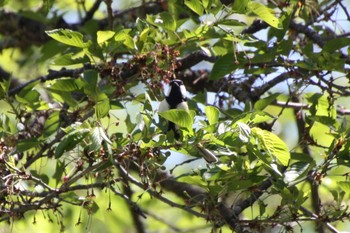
(158, 79), (218, 163)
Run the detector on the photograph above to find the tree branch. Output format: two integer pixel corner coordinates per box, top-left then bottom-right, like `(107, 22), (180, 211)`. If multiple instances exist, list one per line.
(8, 66), (89, 96)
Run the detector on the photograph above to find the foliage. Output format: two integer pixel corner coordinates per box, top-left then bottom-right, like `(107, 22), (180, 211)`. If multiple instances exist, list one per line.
(1, 0), (350, 232)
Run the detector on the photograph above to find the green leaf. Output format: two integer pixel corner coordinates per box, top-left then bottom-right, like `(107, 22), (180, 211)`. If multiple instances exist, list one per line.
(115, 29), (135, 50)
(0, 113), (13, 133)
(306, 93), (336, 119)
(31, 170), (49, 185)
(252, 127), (290, 166)
(226, 179), (255, 191)
(235, 111), (275, 125)
(82, 69), (98, 97)
(248, 2), (282, 29)
(159, 12), (176, 31)
(338, 181), (350, 196)
(90, 126), (112, 151)
(0, 0), (10, 7)
(43, 111), (60, 137)
(237, 122), (251, 143)
(95, 98), (110, 119)
(185, 0), (204, 15)
(323, 38), (350, 53)
(15, 89), (40, 105)
(250, 52), (275, 64)
(284, 162), (311, 183)
(254, 93), (280, 110)
(97, 30), (115, 44)
(202, 0), (211, 9)
(232, 0), (249, 13)
(205, 106), (219, 125)
(158, 109), (195, 134)
(16, 138), (40, 153)
(49, 78), (81, 92)
(0, 78), (10, 99)
(84, 200), (100, 214)
(210, 53), (238, 80)
(55, 130), (88, 158)
(54, 53), (89, 66)
(46, 29), (92, 48)
(53, 160), (66, 186)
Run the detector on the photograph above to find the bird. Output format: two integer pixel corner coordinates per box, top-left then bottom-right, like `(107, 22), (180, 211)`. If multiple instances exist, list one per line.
(158, 79), (218, 163)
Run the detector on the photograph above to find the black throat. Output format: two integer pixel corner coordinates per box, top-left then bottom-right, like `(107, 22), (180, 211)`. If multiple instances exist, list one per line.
(166, 85), (187, 109)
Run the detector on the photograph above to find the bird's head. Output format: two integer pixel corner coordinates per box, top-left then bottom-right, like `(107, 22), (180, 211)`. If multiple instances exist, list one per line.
(167, 79), (187, 101)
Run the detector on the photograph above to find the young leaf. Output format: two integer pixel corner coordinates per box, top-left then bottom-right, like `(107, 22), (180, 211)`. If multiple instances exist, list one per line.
(248, 2), (282, 29)
(115, 30), (135, 50)
(46, 29), (92, 48)
(252, 127), (290, 166)
(205, 106), (219, 125)
(232, 0), (249, 13)
(97, 30), (115, 44)
(338, 181), (350, 196)
(49, 78), (81, 92)
(95, 98), (110, 119)
(185, 0), (204, 15)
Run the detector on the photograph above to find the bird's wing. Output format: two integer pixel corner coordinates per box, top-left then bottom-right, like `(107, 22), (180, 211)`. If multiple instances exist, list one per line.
(158, 99), (170, 112)
(176, 102), (189, 111)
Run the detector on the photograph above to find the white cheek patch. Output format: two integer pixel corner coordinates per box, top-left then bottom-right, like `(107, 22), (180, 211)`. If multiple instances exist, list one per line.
(166, 85), (172, 97)
(179, 85), (187, 98)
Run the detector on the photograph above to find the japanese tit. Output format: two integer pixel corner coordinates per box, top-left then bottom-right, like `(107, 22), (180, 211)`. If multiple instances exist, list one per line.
(158, 79), (218, 163)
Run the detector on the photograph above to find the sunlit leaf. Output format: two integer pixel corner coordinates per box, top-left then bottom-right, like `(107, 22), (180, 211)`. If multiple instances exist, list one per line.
(338, 181), (350, 196)
(95, 98), (110, 119)
(205, 106), (219, 125)
(284, 162), (311, 183)
(252, 127), (290, 166)
(185, 0), (204, 15)
(237, 122), (251, 143)
(158, 109), (195, 134)
(306, 93), (337, 123)
(97, 30), (115, 44)
(115, 30), (135, 49)
(49, 78), (81, 92)
(248, 2), (282, 29)
(53, 160), (66, 186)
(90, 126), (112, 151)
(43, 111), (60, 137)
(232, 0), (249, 13)
(31, 170), (49, 185)
(46, 29), (92, 48)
